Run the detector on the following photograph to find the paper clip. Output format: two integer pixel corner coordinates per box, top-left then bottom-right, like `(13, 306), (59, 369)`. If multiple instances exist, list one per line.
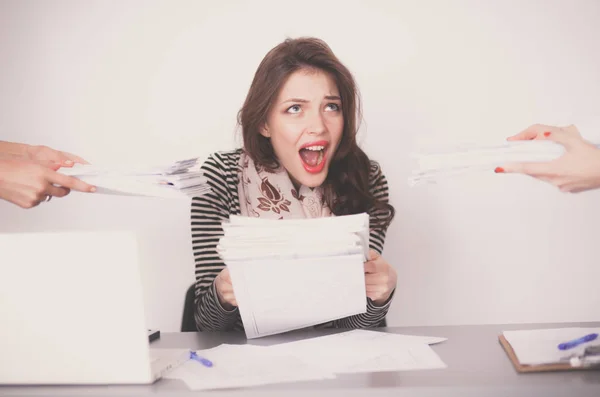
(561, 345), (600, 368)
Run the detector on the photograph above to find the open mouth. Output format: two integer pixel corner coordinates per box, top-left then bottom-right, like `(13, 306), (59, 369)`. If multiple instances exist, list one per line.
(299, 141), (328, 174)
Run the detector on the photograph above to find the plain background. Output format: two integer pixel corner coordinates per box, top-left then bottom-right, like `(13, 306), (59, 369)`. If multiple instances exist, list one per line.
(1, 0), (599, 332)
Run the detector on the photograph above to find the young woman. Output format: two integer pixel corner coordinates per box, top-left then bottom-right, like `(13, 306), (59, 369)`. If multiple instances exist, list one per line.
(191, 37), (397, 331)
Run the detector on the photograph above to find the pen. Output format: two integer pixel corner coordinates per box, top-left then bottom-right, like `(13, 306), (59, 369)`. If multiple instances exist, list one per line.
(557, 333), (599, 351)
(189, 351), (213, 367)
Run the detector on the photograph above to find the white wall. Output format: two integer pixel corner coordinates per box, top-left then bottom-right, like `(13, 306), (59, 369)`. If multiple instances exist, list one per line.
(1, 0), (599, 331)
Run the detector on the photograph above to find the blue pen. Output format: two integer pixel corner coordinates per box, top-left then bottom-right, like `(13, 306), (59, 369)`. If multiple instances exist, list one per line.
(557, 333), (599, 350)
(190, 351), (213, 367)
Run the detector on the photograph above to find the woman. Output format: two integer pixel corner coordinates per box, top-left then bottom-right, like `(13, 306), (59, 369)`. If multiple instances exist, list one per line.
(495, 124), (600, 193)
(191, 37), (397, 331)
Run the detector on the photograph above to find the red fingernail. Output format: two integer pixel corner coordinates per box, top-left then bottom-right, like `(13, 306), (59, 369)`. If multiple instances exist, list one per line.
(494, 167), (504, 173)
(544, 131), (551, 137)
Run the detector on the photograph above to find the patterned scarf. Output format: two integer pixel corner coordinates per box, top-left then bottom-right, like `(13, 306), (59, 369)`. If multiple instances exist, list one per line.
(237, 151), (331, 219)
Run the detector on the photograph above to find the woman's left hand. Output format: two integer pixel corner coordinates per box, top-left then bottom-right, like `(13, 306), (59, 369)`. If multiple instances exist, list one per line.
(497, 124), (600, 193)
(364, 249), (397, 305)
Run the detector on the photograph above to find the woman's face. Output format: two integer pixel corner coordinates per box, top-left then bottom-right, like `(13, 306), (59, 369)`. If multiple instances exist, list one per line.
(261, 68), (344, 189)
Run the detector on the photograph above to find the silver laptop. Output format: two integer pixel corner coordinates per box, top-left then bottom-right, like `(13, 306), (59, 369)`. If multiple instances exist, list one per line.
(0, 230), (188, 385)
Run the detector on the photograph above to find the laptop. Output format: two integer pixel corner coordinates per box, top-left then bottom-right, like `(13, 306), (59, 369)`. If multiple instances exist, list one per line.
(0, 230), (189, 385)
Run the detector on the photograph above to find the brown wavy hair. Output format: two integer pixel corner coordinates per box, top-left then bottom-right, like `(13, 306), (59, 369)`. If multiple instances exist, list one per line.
(237, 37), (394, 230)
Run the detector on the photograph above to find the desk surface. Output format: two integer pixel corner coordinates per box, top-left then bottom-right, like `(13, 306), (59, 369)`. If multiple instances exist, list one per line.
(2, 322), (599, 397)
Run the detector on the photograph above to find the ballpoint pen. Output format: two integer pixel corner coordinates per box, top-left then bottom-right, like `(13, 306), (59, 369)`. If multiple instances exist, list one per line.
(190, 351), (213, 367)
(557, 333), (598, 350)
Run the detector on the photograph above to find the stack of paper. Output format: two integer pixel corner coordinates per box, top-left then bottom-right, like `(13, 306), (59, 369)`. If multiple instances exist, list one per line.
(59, 158), (211, 198)
(409, 140), (571, 186)
(217, 213), (371, 339)
(163, 330), (448, 391)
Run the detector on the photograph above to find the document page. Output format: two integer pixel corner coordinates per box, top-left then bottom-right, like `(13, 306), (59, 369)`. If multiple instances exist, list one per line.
(271, 329), (448, 373)
(163, 344), (335, 390)
(228, 254), (367, 339)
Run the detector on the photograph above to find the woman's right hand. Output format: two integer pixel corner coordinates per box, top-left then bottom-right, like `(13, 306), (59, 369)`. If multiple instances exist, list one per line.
(0, 158), (96, 208)
(215, 267), (238, 310)
(496, 124), (600, 193)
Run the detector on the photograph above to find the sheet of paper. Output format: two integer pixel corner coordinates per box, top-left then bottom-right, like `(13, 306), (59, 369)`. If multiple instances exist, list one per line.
(227, 254), (367, 339)
(270, 329), (447, 373)
(503, 327), (600, 365)
(323, 329), (447, 345)
(163, 344), (335, 390)
(217, 213), (371, 339)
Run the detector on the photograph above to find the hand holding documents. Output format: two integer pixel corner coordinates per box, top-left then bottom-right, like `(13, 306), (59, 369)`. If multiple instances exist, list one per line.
(499, 327), (600, 372)
(409, 140), (600, 186)
(217, 213), (371, 339)
(58, 158), (210, 198)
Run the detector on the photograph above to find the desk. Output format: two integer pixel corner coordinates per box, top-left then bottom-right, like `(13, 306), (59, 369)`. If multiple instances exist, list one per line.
(1, 323), (599, 397)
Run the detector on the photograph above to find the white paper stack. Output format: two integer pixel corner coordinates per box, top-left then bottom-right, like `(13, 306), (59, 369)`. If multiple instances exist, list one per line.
(408, 140), (572, 186)
(59, 158), (211, 199)
(217, 213), (371, 339)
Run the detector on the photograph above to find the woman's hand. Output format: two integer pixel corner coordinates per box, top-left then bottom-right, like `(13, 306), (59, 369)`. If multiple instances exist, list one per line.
(497, 124), (600, 193)
(364, 249), (397, 305)
(0, 141), (89, 167)
(214, 267), (238, 310)
(25, 144), (89, 167)
(0, 158), (96, 208)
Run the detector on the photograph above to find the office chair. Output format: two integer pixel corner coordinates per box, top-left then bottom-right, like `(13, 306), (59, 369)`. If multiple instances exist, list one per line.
(181, 283), (197, 332)
(181, 282), (386, 331)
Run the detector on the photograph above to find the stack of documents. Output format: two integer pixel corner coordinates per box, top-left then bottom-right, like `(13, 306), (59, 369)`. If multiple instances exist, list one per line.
(217, 213), (371, 339)
(164, 330), (448, 390)
(409, 140), (573, 186)
(59, 158), (211, 198)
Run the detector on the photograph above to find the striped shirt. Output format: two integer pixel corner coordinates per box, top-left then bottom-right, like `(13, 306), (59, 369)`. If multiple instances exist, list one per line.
(191, 148), (395, 331)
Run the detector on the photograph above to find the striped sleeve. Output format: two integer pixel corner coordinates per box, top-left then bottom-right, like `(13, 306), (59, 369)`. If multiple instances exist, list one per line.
(326, 161), (395, 328)
(191, 151), (243, 331)
(367, 160), (391, 256)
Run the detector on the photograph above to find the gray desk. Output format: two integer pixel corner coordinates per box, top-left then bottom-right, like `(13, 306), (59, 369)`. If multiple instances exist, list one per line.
(2, 323), (599, 397)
